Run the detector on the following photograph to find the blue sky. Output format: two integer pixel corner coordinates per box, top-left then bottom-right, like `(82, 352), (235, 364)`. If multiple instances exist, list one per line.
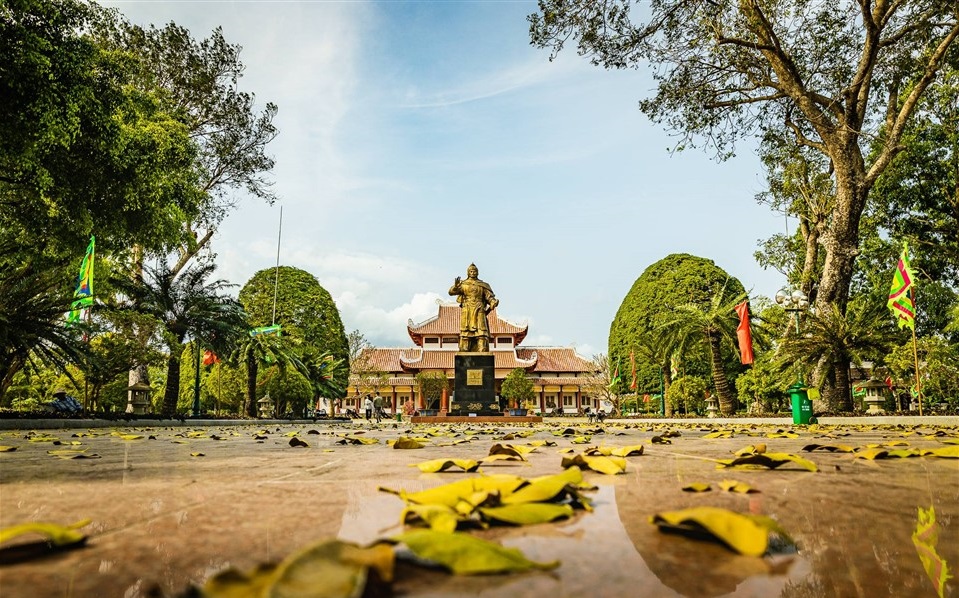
(101, 0), (787, 357)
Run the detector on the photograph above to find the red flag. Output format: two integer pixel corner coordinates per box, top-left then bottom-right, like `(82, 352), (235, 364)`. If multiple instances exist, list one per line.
(202, 350), (220, 366)
(629, 350), (637, 390)
(884, 376), (893, 390)
(642, 393), (651, 403)
(734, 301), (754, 365)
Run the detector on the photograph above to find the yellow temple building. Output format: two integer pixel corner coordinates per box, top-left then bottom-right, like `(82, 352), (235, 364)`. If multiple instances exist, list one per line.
(346, 303), (598, 414)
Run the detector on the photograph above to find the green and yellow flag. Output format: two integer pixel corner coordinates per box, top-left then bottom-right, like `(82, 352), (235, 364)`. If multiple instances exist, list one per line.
(887, 242), (916, 329)
(67, 236), (95, 324)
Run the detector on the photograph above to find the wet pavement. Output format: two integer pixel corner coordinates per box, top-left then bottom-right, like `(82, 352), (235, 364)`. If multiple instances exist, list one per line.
(1, 418), (957, 597)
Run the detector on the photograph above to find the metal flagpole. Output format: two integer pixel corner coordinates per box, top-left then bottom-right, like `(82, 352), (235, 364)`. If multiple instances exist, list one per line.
(910, 286), (922, 416)
(271, 206), (283, 326)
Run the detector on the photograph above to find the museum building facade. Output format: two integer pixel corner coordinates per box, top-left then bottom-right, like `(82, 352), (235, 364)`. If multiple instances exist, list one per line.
(346, 303), (598, 414)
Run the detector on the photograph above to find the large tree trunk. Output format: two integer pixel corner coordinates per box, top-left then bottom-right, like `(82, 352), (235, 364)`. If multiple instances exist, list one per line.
(161, 349), (182, 417)
(815, 149), (869, 314)
(832, 358), (853, 413)
(707, 332), (736, 415)
(662, 361), (673, 418)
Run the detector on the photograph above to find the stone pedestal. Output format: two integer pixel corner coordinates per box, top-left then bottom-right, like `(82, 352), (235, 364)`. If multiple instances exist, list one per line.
(451, 353), (499, 416)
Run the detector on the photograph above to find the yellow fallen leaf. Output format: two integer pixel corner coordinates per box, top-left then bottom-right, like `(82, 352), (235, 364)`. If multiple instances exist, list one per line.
(0, 446), (18, 452)
(735, 443), (766, 456)
(802, 444), (855, 453)
(570, 436), (592, 444)
(855, 448), (890, 460)
(392, 530), (559, 575)
(717, 452), (818, 472)
(501, 467), (583, 505)
(479, 503), (574, 525)
(703, 431), (734, 439)
(912, 506), (951, 598)
(610, 444), (644, 457)
(925, 445), (959, 459)
(561, 454), (626, 475)
(118, 434), (144, 441)
(650, 507), (778, 556)
(477, 453), (525, 464)
(392, 437), (425, 449)
(0, 519), (91, 547)
(682, 483), (712, 493)
(401, 503), (465, 533)
(191, 452), (205, 457)
(412, 459), (480, 473)
(719, 480), (759, 494)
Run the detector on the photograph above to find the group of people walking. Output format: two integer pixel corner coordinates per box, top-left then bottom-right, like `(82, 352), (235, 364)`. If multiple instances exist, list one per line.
(358, 394), (418, 422)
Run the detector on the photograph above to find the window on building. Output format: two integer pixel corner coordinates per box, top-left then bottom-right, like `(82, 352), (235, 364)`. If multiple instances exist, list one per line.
(497, 337), (512, 345)
(425, 337), (439, 344)
(563, 395), (575, 407)
(442, 337), (457, 345)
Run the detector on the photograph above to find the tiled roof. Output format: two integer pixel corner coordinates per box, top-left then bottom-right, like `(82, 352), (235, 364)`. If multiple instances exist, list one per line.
(351, 346), (595, 377)
(398, 350), (537, 371)
(407, 304), (528, 344)
(517, 347), (596, 373)
(352, 348), (408, 372)
(530, 377), (592, 386)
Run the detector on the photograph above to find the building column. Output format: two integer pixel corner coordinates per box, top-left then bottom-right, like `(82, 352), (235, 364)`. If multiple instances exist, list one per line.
(441, 386), (449, 412)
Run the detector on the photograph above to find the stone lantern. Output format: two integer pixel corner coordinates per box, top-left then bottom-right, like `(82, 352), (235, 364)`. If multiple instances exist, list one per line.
(705, 395), (719, 418)
(859, 379), (887, 414)
(125, 382), (153, 415)
(257, 394), (275, 419)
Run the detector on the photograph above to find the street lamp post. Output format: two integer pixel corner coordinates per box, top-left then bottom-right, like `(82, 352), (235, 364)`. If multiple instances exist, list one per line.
(776, 286), (810, 387)
(775, 287), (809, 334)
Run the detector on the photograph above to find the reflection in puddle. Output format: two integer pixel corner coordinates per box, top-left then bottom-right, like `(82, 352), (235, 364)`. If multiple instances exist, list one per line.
(337, 481), (807, 596)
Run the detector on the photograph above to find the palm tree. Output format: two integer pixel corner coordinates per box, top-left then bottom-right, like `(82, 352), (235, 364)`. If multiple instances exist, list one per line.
(776, 297), (898, 411)
(116, 261), (245, 416)
(0, 261), (87, 405)
(659, 287), (748, 415)
(232, 331), (304, 417)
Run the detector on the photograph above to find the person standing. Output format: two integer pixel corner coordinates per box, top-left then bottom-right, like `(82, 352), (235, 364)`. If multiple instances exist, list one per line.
(363, 395), (373, 420)
(373, 394), (384, 423)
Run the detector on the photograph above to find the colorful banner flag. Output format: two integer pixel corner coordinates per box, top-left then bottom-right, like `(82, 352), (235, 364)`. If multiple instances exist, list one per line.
(669, 353), (679, 379)
(734, 300), (755, 365)
(67, 236), (95, 324)
(629, 350), (637, 390)
(887, 242), (916, 329)
(202, 350), (220, 366)
(608, 357), (622, 390)
(250, 324), (282, 337)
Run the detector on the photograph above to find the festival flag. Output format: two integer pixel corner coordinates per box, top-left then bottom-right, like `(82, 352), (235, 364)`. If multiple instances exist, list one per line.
(250, 324), (282, 337)
(202, 350), (220, 366)
(884, 376), (894, 391)
(734, 300), (755, 365)
(609, 357), (622, 390)
(642, 393), (651, 404)
(629, 350), (637, 390)
(669, 353), (679, 379)
(67, 236), (95, 324)
(887, 242), (916, 329)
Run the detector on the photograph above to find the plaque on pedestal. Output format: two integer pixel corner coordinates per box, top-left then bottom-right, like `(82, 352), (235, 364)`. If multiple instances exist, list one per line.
(452, 353), (499, 416)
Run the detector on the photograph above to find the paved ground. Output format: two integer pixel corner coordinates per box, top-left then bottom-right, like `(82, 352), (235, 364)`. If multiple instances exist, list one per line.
(1, 417), (957, 597)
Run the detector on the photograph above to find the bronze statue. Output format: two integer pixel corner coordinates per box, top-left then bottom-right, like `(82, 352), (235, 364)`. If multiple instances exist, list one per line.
(449, 263), (499, 352)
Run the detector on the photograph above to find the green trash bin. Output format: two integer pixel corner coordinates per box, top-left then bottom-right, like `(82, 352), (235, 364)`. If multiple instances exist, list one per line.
(787, 382), (815, 424)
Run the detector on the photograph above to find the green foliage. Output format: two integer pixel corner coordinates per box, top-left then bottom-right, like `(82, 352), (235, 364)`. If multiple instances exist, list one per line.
(887, 337), (959, 408)
(500, 368), (535, 408)
(416, 371), (449, 410)
(609, 253), (746, 397)
(665, 376), (708, 415)
(777, 296), (899, 411)
(0, 0), (201, 256)
(736, 356), (792, 414)
(259, 366), (313, 417)
(240, 266), (348, 366)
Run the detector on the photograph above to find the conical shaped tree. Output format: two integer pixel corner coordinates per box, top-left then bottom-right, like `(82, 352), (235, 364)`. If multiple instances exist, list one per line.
(659, 286), (748, 415)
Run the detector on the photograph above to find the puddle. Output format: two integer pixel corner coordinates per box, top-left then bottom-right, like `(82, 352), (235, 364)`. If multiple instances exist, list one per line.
(336, 481), (807, 596)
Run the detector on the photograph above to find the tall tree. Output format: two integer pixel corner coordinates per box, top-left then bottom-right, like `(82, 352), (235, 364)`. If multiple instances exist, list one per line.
(776, 296), (898, 410)
(609, 253), (747, 400)
(659, 286), (748, 415)
(114, 261), (246, 416)
(529, 1), (959, 317)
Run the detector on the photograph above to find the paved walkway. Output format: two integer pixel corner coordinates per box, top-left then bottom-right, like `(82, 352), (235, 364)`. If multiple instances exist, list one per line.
(1, 418), (957, 597)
